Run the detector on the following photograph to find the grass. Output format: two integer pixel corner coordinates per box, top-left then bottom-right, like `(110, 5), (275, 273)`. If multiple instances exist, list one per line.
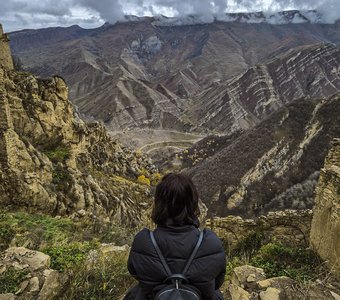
(0, 209), (136, 250)
(0, 209), (137, 298)
(0, 267), (29, 294)
(43, 241), (98, 272)
(0, 210), (75, 251)
(62, 251), (135, 300)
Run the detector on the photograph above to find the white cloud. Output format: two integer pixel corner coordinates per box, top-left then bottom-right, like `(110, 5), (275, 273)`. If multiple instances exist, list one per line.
(0, 0), (339, 32)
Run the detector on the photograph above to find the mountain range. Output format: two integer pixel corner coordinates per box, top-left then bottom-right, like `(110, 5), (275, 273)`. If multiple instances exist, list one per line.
(7, 12), (340, 217)
(9, 12), (340, 134)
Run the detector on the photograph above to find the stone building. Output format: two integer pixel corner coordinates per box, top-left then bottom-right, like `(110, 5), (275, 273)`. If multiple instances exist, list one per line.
(0, 24), (14, 70)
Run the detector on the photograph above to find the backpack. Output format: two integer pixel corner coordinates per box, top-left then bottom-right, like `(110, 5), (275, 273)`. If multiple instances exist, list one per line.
(149, 230), (204, 300)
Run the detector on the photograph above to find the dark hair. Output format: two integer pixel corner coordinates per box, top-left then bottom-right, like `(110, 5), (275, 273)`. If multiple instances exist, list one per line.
(151, 173), (199, 226)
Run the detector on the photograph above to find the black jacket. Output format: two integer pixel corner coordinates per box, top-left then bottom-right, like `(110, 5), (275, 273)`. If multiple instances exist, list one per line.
(127, 223), (226, 300)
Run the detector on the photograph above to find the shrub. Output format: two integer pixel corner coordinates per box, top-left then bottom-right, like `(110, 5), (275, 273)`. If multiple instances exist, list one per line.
(44, 147), (70, 163)
(137, 175), (150, 186)
(150, 173), (162, 186)
(231, 231), (265, 257)
(251, 242), (321, 282)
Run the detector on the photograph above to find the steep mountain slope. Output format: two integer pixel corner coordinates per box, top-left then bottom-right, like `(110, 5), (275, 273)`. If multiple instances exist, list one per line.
(0, 65), (157, 226)
(181, 94), (340, 218)
(9, 14), (340, 131)
(187, 43), (340, 133)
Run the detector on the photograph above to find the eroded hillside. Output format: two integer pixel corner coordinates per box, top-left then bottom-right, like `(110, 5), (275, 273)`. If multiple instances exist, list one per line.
(179, 94), (340, 217)
(0, 66), (157, 226)
(9, 16), (340, 132)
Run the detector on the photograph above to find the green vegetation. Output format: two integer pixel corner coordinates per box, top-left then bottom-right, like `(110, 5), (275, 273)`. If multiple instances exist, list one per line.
(62, 251), (135, 300)
(44, 242), (97, 272)
(44, 147), (70, 163)
(230, 231), (265, 257)
(52, 170), (67, 184)
(225, 257), (244, 281)
(0, 210), (75, 251)
(224, 231), (323, 284)
(0, 209), (137, 298)
(0, 210), (135, 251)
(0, 267), (29, 294)
(251, 242), (321, 281)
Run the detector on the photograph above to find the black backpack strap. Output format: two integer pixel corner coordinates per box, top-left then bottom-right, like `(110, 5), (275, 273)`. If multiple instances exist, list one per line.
(149, 230), (204, 278)
(149, 231), (172, 276)
(182, 230), (204, 275)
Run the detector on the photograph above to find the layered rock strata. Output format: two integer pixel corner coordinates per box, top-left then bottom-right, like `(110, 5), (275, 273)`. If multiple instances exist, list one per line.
(184, 94), (340, 217)
(189, 43), (340, 133)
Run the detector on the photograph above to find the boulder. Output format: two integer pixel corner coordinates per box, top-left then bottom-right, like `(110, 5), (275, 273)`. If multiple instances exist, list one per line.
(0, 247), (64, 300)
(231, 265), (266, 289)
(38, 270), (65, 300)
(1, 247), (50, 271)
(0, 295), (15, 300)
(259, 287), (280, 300)
(228, 283), (251, 300)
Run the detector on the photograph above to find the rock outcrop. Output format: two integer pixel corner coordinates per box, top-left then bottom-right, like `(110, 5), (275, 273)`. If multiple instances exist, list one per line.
(0, 247), (66, 300)
(0, 25), (13, 70)
(224, 265), (340, 300)
(310, 138), (340, 275)
(0, 64), (156, 225)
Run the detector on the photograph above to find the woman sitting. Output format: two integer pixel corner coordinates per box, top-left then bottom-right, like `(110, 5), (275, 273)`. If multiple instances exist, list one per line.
(125, 173), (226, 300)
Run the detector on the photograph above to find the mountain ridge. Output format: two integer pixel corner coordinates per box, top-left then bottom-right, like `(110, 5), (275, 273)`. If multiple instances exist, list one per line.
(9, 19), (340, 133)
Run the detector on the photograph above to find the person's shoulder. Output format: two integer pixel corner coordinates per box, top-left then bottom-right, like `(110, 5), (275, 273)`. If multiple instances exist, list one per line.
(203, 227), (220, 239)
(202, 228), (224, 252)
(133, 228), (150, 243)
(131, 228), (152, 252)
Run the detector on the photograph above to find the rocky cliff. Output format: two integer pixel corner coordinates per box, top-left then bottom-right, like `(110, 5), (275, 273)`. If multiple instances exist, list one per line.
(0, 65), (156, 225)
(310, 138), (340, 275)
(0, 25), (13, 70)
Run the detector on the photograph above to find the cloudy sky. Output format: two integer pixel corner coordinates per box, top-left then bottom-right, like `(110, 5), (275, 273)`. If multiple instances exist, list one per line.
(1, 0), (339, 32)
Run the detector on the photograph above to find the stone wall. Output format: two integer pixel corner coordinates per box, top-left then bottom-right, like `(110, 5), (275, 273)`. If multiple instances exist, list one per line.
(0, 24), (14, 70)
(310, 138), (340, 275)
(206, 210), (313, 253)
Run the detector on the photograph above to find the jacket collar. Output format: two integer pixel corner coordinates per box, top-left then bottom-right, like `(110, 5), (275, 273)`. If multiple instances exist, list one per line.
(156, 217), (200, 232)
